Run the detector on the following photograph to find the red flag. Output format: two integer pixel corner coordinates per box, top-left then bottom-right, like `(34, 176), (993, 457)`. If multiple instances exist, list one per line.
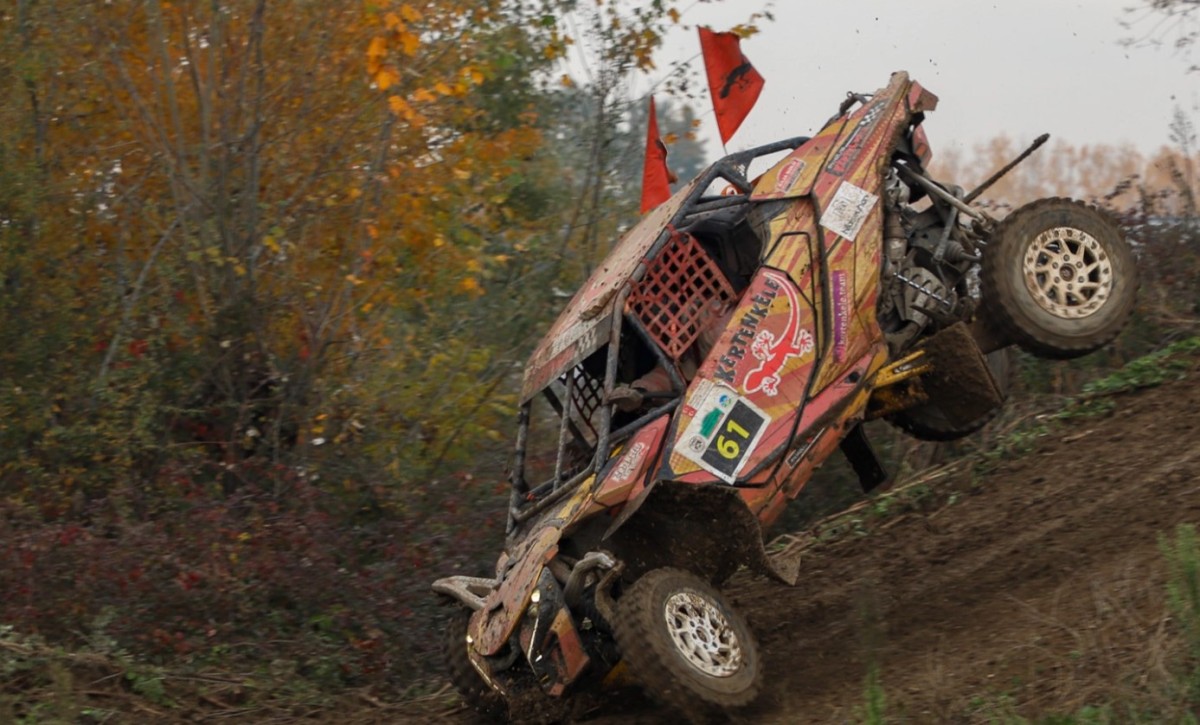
(698, 27), (765, 144)
(640, 95), (673, 213)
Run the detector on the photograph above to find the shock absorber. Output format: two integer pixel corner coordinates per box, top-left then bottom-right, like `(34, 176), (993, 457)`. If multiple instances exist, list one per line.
(883, 209), (907, 273)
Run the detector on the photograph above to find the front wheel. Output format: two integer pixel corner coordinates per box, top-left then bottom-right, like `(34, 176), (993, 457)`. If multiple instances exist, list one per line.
(444, 609), (507, 721)
(611, 567), (761, 717)
(981, 198), (1138, 359)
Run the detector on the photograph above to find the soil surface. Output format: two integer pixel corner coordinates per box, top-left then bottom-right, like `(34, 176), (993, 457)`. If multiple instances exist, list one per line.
(410, 367), (1200, 724)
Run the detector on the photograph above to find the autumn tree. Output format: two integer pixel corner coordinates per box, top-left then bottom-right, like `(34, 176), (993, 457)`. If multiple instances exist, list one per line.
(930, 137), (1149, 208)
(0, 0), (599, 511)
(0, 0), (763, 510)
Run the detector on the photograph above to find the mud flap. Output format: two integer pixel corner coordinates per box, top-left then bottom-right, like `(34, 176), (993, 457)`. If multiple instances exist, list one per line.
(604, 482), (803, 587)
(919, 322), (1005, 426)
(840, 424), (890, 494)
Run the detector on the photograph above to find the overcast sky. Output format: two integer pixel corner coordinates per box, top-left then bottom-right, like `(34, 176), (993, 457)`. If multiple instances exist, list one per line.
(655, 0), (1197, 161)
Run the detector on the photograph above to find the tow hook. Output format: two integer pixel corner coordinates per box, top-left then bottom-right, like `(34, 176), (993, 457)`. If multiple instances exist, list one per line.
(563, 551), (616, 608)
(431, 575), (498, 611)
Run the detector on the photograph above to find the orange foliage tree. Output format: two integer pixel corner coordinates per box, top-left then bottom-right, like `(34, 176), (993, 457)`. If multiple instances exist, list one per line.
(0, 0), (755, 513)
(0, 1), (566, 511)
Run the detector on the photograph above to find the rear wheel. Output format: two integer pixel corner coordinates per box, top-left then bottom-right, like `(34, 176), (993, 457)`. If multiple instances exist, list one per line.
(888, 347), (1014, 441)
(611, 567), (761, 717)
(981, 198), (1137, 359)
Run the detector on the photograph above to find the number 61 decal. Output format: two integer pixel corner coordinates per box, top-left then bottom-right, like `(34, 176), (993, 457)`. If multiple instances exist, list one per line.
(716, 420), (751, 459)
(678, 384), (770, 484)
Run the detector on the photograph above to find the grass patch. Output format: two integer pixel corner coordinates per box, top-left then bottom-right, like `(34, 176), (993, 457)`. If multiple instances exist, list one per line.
(858, 663), (888, 725)
(1163, 524), (1200, 706)
(1078, 338), (1200, 398)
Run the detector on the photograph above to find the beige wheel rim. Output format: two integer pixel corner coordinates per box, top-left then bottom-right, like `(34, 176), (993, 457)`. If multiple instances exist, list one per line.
(1022, 226), (1114, 319)
(663, 590), (743, 677)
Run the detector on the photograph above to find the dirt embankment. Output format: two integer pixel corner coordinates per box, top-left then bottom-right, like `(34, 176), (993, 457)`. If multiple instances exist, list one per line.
(422, 365), (1200, 724)
(726, 369), (1200, 722)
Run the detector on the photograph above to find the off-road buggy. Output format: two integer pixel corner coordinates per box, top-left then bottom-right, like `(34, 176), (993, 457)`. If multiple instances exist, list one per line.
(433, 71), (1138, 720)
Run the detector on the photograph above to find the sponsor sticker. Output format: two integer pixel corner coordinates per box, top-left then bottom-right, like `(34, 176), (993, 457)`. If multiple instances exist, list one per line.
(712, 270), (814, 396)
(712, 275), (780, 387)
(610, 442), (648, 485)
(743, 275), (814, 397)
(786, 428), (826, 467)
(549, 317), (604, 358)
(826, 99), (887, 176)
(832, 270), (850, 362)
(773, 157), (807, 194)
(677, 383), (770, 484)
(820, 181), (878, 242)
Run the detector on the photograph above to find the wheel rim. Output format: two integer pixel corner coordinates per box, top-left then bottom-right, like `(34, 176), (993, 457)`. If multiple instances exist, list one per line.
(662, 590), (743, 678)
(1022, 226), (1113, 319)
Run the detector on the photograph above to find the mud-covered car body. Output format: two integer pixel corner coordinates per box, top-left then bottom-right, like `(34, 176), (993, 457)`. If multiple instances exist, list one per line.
(433, 71), (1137, 714)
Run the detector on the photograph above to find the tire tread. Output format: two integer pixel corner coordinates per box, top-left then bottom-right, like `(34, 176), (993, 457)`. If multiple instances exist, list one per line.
(611, 567), (761, 717)
(445, 609), (508, 721)
(981, 198), (1138, 360)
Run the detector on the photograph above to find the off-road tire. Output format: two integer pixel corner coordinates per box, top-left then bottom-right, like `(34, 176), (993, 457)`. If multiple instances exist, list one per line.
(445, 609), (507, 721)
(981, 198), (1138, 360)
(888, 347), (1014, 441)
(611, 567), (761, 718)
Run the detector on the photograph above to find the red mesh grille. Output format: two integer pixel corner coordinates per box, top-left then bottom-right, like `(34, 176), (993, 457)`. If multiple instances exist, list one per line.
(627, 231), (736, 359)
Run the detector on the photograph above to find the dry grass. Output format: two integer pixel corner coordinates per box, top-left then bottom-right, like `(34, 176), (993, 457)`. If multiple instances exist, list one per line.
(0, 630), (461, 724)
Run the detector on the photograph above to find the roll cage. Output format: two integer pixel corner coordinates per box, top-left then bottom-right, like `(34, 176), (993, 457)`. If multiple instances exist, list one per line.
(507, 136), (810, 533)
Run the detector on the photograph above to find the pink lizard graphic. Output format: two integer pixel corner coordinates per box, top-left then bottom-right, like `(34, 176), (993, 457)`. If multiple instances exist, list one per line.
(743, 273), (813, 396)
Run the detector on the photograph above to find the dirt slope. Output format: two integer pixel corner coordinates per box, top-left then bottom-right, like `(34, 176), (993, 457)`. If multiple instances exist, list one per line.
(413, 367), (1200, 724)
(727, 370), (1200, 722)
